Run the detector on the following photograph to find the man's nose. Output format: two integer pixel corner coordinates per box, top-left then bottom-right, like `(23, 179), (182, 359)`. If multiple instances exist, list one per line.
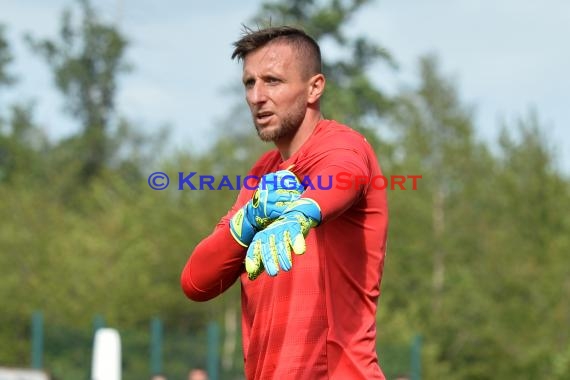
(248, 82), (267, 105)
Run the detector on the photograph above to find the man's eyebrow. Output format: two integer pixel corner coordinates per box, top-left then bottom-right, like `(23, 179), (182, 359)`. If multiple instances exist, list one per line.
(242, 72), (253, 82)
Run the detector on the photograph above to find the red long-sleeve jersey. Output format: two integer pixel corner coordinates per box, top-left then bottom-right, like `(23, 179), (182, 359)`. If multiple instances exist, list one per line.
(181, 120), (388, 379)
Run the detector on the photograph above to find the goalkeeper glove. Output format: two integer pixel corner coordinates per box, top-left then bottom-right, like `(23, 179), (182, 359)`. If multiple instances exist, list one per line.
(229, 170), (304, 247)
(245, 198), (321, 280)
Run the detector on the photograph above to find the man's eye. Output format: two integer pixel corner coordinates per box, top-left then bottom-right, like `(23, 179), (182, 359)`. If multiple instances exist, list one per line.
(266, 77), (280, 84)
(244, 79), (255, 88)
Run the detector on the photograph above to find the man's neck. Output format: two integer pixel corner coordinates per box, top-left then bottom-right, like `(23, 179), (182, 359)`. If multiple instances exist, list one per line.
(275, 110), (323, 160)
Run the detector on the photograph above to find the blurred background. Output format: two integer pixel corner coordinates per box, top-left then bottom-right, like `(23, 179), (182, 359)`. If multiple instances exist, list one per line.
(1, 0), (569, 379)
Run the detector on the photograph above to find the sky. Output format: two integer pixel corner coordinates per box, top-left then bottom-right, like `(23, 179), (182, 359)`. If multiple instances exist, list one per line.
(1, 0), (569, 173)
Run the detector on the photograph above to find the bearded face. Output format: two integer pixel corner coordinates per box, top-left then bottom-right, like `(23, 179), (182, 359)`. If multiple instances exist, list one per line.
(242, 42), (310, 143)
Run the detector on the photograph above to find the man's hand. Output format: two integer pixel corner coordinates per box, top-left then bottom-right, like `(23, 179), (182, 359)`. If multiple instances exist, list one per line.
(230, 170), (304, 247)
(245, 198), (321, 280)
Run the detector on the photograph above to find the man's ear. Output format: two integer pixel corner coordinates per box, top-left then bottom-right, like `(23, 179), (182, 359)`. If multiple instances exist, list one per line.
(307, 73), (325, 104)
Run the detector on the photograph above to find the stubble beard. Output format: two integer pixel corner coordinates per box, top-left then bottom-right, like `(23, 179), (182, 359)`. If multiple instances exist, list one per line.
(254, 100), (306, 143)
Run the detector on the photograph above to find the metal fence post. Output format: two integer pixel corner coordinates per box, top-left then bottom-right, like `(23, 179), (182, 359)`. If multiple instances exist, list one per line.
(31, 311), (43, 369)
(150, 317), (163, 375)
(207, 322), (220, 380)
(93, 314), (105, 332)
(411, 334), (422, 380)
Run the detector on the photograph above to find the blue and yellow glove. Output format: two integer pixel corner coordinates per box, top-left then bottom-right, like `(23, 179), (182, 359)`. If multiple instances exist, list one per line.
(229, 170), (304, 247)
(245, 198), (321, 280)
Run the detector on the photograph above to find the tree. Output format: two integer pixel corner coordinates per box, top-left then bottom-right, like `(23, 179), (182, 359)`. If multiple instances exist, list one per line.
(385, 55), (570, 379)
(0, 24), (51, 184)
(486, 113), (570, 378)
(0, 24), (15, 89)
(384, 54), (501, 379)
(26, 0), (130, 182)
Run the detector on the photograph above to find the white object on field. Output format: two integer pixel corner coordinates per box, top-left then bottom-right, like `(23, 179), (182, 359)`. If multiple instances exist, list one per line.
(91, 328), (121, 380)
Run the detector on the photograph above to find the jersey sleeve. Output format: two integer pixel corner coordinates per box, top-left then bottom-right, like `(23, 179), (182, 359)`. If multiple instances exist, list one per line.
(295, 132), (374, 222)
(180, 192), (248, 302)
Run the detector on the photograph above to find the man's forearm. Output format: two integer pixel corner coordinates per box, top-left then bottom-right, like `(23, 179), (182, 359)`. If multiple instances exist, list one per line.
(180, 225), (245, 301)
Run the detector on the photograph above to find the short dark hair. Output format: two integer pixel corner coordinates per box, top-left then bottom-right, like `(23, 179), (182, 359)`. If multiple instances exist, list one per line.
(231, 25), (322, 77)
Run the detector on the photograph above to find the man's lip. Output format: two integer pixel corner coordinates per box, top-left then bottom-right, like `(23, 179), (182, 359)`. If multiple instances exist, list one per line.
(255, 112), (274, 124)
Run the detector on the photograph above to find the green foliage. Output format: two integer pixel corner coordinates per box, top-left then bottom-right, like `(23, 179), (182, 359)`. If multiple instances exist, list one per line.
(382, 56), (570, 379)
(0, 103), (48, 182)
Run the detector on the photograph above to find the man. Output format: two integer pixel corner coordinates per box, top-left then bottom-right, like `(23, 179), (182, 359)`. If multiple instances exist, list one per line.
(181, 25), (388, 379)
